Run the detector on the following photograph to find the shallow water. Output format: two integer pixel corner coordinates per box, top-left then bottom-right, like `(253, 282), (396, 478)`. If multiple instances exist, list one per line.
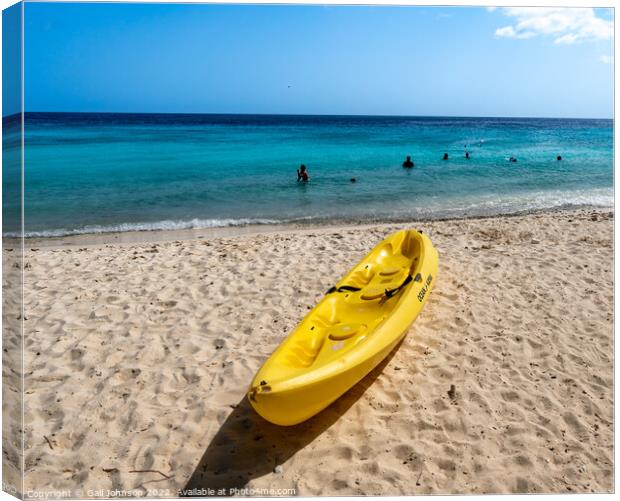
(2, 113), (613, 236)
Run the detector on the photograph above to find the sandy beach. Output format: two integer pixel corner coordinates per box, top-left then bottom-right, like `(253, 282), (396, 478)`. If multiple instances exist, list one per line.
(7, 207), (613, 496)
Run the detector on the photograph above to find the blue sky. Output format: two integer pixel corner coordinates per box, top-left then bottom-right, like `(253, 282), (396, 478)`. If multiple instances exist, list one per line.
(10, 3), (616, 117)
(2, 2), (21, 117)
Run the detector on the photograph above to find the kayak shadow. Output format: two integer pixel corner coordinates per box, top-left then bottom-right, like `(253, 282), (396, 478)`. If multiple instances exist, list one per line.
(182, 342), (402, 496)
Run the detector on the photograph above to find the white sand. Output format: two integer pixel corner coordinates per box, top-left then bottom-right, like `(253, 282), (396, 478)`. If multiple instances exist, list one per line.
(4, 207), (613, 496)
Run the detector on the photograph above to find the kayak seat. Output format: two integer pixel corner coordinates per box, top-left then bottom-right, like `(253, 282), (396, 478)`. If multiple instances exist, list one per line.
(281, 301), (338, 367)
(379, 266), (401, 276)
(284, 327), (328, 368)
(344, 266), (375, 288)
(360, 270), (409, 300)
(328, 323), (366, 341)
(396, 230), (421, 259)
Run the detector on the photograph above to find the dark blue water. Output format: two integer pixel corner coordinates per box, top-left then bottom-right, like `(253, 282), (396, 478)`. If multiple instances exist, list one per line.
(2, 113), (613, 236)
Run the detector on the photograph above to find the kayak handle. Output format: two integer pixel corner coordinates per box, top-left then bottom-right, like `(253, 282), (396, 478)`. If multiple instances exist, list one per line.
(326, 285), (362, 294)
(328, 275), (417, 298)
(384, 274), (414, 298)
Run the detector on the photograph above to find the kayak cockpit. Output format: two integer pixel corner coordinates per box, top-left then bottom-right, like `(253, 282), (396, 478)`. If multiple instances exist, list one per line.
(272, 231), (426, 372)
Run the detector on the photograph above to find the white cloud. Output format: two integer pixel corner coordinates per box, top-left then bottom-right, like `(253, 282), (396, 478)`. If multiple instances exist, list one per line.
(493, 8), (613, 44)
(495, 26), (536, 40)
(599, 54), (613, 64)
(494, 26), (515, 38)
(555, 33), (579, 45)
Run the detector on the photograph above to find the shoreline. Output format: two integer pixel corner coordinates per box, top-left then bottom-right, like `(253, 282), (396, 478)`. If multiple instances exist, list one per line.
(8, 204), (614, 248)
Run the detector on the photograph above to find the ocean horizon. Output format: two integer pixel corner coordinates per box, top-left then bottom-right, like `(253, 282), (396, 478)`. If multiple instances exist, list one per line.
(2, 112), (614, 237)
(2, 111), (614, 120)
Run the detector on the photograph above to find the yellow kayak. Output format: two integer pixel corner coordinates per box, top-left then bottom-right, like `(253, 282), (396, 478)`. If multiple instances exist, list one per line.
(248, 229), (439, 425)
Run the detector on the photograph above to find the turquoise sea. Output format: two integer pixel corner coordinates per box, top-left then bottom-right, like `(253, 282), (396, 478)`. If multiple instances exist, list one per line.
(1, 113), (614, 237)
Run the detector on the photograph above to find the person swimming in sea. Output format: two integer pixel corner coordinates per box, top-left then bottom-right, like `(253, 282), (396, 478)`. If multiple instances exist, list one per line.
(557, 155), (562, 161)
(402, 155), (414, 168)
(297, 164), (309, 182)
(465, 152), (470, 159)
(509, 156), (518, 163)
(443, 152), (449, 160)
